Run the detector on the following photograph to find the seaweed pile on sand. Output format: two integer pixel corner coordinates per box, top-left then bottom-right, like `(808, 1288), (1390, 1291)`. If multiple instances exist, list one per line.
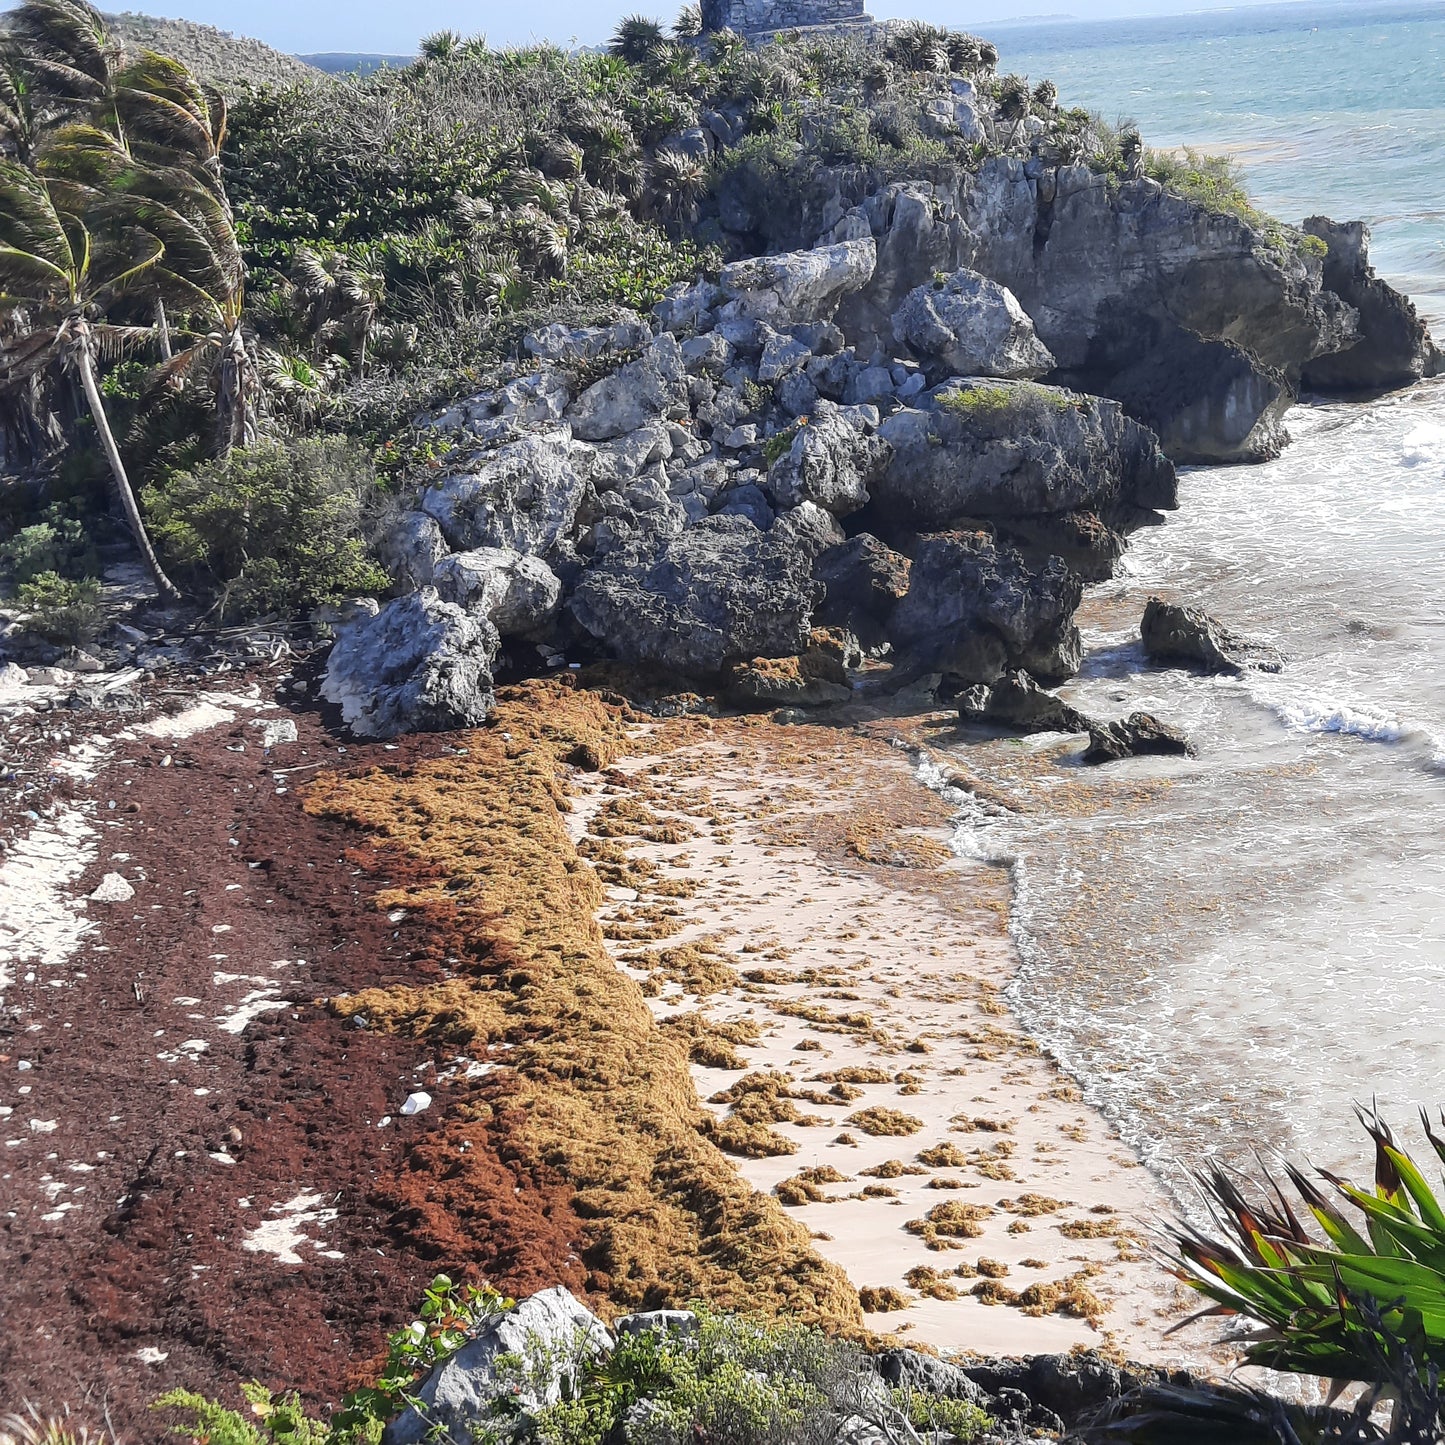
(305, 677), (860, 1326)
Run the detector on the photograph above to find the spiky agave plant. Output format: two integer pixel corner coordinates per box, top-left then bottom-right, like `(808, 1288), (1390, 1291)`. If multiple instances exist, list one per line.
(609, 14), (666, 64)
(1173, 1106), (1445, 1394)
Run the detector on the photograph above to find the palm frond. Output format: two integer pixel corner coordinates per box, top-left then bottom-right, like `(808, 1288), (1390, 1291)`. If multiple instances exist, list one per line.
(9, 0), (114, 112)
(0, 159), (75, 297)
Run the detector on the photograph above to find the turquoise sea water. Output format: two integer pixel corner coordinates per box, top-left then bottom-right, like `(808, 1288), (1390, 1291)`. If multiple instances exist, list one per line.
(991, 0), (1445, 326)
(939, 3), (1445, 1195)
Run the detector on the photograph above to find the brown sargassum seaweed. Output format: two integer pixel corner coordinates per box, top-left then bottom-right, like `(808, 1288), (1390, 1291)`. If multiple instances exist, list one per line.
(305, 679), (860, 1327)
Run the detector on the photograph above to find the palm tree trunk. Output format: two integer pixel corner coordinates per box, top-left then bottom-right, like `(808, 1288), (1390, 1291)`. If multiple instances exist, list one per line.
(154, 297), (172, 360)
(217, 324), (254, 454)
(74, 329), (181, 602)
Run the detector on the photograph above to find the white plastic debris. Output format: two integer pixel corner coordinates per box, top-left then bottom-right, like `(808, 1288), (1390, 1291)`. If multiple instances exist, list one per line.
(89, 872), (135, 903)
(400, 1091), (432, 1116)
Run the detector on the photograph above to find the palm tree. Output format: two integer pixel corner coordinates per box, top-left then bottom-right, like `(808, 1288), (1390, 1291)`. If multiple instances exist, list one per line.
(996, 74), (1032, 148)
(7, 0), (118, 125)
(648, 147), (708, 223)
(673, 4), (703, 39)
(610, 15), (666, 63)
(0, 159), (179, 597)
(419, 30), (464, 63)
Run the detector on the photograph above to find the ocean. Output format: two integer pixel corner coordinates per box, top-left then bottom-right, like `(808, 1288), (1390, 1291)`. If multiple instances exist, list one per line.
(942, 0), (1445, 1198)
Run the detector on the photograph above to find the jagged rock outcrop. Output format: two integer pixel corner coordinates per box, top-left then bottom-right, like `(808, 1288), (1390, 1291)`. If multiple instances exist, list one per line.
(813, 533), (911, 648)
(377, 510), (448, 589)
(320, 589), (498, 739)
(1300, 217), (1443, 390)
(958, 668), (1089, 733)
(868, 379), (1176, 578)
(893, 268), (1055, 381)
(717, 238), (876, 327)
(888, 531), (1083, 684)
(419, 429), (590, 555)
(569, 509), (833, 674)
(767, 402), (888, 517)
(431, 547), (563, 637)
(565, 333), (691, 441)
(1083, 713), (1195, 764)
(1140, 596), (1285, 674)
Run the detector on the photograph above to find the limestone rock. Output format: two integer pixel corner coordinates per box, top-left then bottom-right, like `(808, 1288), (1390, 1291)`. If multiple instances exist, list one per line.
(1140, 596), (1284, 675)
(377, 511), (449, 589)
(768, 404), (888, 518)
(420, 430), (590, 556)
(958, 670), (1089, 733)
(320, 589), (497, 739)
(874, 1350), (990, 1410)
(874, 381), (1176, 564)
(565, 334), (690, 441)
(888, 531), (1083, 685)
(1301, 217), (1442, 390)
(718, 239), (877, 328)
(726, 635), (852, 708)
(1083, 712), (1195, 765)
(613, 1309), (699, 1339)
(431, 547), (563, 637)
(814, 533), (911, 646)
(90, 872), (135, 903)
(524, 313), (651, 366)
(894, 269), (1055, 380)
(569, 512), (827, 675)
(383, 1287), (612, 1445)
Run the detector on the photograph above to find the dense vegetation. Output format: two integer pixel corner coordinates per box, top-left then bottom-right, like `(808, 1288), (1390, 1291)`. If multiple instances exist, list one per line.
(0, 0), (1271, 633)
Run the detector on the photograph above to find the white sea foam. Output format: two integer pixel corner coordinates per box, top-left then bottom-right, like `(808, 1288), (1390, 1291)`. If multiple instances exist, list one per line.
(1270, 696), (1406, 743)
(1400, 419), (1445, 466)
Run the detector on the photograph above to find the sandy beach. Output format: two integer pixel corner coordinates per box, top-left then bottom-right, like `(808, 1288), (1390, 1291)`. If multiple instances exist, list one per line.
(570, 708), (1214, 1365)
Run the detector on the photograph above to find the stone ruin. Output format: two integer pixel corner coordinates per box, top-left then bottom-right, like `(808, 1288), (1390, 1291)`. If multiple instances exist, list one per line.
(699, 0), (875, 41)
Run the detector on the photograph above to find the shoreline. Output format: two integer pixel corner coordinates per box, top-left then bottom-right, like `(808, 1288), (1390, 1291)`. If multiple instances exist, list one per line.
(570, 704), (1222, 1367)
(0, 671), (1224, 1432)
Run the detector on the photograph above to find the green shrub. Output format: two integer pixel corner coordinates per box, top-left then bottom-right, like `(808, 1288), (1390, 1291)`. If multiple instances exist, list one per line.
(14, 573), (104, 646)
(142, 438), (388, 623)
(1143, 145), (1265, 227)
(0, 506), (99, 585)
(937, 382), (1077, 433)
(1300, 233), (1329, 259)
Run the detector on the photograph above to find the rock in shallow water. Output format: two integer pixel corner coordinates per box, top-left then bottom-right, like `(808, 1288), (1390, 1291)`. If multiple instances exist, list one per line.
(1140, 596), (1284, 675)
(320, 589), (497, 739)
(1082, 712), (1195, 765)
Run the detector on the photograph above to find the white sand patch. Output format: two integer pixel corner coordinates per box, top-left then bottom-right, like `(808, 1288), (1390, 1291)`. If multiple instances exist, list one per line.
(137, 701), (236, 739)
(0, 806), (99, 991)
(216, 989), (292, 1034)
(242, 1191), (340, 1265)
(580, 723), (1223, 1369)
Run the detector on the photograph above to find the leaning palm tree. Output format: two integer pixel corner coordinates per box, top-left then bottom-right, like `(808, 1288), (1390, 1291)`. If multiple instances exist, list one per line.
(6, 0), (118, 125)
(0, 159), (178, 597)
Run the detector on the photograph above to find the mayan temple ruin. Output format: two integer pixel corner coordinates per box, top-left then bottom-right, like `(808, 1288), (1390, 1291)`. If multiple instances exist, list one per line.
(699, 0), (876, 39)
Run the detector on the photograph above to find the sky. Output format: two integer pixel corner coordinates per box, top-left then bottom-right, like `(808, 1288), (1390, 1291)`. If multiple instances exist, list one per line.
(1, 0), (1348, 56)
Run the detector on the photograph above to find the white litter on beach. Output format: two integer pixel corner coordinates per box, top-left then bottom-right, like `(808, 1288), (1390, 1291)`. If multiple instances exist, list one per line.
(137, 701), (237, 740)
(89, 872), (136, 903)
(400, 1091), (432, 1116)
(216, 988), (292, 1035)
(136, 1348), (169, 1365)
(241, 1191), (340, 1265)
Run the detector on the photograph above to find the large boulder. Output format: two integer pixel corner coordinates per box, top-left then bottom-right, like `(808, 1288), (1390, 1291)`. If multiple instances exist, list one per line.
(420, 430), (590, 555)
(377, 510), (448, 589)
(888, 531), (1084, 684)
(431, 547), (563, 637)
(383, 1287), (612, 1445)
(767, 403), (888, 518)
(872, 381), (1176, 574)
(1140, 596), (1284, 674)
(566, 334), (690, 442)
(569, 510), (828, 674)
(1300, 217), (1442, 390)
(320, 589), (498, 739)
(718, 239), (877, 328)
(893, 268), (1055, 381)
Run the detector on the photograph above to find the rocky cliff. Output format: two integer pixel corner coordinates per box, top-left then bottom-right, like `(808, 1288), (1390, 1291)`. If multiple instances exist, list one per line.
(327, 134), (1436, 736)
